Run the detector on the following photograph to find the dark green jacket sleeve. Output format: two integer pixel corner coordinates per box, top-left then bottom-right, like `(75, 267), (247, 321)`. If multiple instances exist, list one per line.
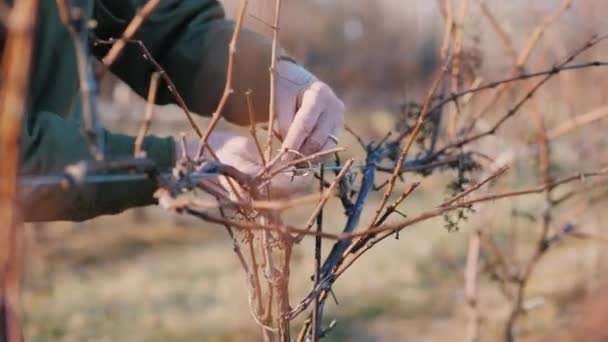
(92, 0), (275, 125)
(19, 0), (276, 222)
(19, 111), (175, 222)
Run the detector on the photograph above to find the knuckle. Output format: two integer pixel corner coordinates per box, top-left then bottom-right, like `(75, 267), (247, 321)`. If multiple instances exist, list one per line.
(308, 82), (328, 98)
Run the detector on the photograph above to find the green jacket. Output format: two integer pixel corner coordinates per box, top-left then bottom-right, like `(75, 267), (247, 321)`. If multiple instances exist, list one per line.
(19, 0), (274, 221)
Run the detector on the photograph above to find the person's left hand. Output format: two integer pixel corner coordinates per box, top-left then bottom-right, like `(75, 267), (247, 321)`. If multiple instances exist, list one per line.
(274, 60), (345, 158)
(178, 132), (313, 201)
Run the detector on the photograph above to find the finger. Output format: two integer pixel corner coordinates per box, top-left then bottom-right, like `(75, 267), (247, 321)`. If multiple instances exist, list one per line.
(280, 83), (327, 154)
(300, 103), (344, 155)
(299, 114), (331, 156)
(276, 89), (297, 140)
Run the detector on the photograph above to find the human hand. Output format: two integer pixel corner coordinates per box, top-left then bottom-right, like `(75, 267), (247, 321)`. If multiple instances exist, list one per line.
(176, 132), (313, 201)
(275, 60), (345, 158)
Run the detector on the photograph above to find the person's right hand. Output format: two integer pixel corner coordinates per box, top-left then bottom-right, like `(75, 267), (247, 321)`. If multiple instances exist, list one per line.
(274, 60), (345, 158)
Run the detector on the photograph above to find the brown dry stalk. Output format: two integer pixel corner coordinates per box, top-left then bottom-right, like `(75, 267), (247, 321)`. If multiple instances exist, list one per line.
(478, 0), (517, 64)
(102, 0), (160, 68)
(160, 188), (334, 212)
(331, 167), (608, 284)
(461, 76), (482, 104)
(479, 232), (515, 285)
(191, 166), (608, 244)
(462, 0), (573, 136)
(246, 90), (267, 165)
(443, 165), (509, 207)
(369, 60), (449, 228)
(440, 0), (454, 61)
(547, 105), (608, 139)
(447, 0), (469, 141)
(0, 1), (39, 341)
(343, 181), (421, 260)
(443, 34), (608, 155)
(296, 159), (354, 241)
(56, 0), (104, 160)
(516, 0), (574, 69)
(264, 0), (282, 163)
(196, 0), (249, 159)
(134, 72), (160, 157)
(256, 147), (345, 185)
(504, 97), (552, 341)
(287, 161), (608, 328)
(570, 231), (608, 243)
(96, 37), (203, 137)
(464, 229), (481, 342)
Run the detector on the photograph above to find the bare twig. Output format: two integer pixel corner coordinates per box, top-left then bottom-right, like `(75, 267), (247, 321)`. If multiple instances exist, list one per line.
(427, 60), (608, 123)
(443, 165), (509, 207)
(134, 72), (160, 157)
(57, 0), (104, 160)
(94, 37), (203, 137)
(311, 164), (325, 342)
(436, 34), (608, 154)
(246, 90), (267, 165)
(447, 0), (469, 141)
(478, 0), (517, 63)
(101, 0), (160, 68)
(465, 227), (481, 342)
(547, 105), (608, 139)
(516, 0), (573, 69)
(256, 148), (346, 186)
(370, 60), (450, 228)
(440, 0), (454, 60)
(0, 1), (39, 341)
(196, 0), (249, 159)
(504, 97), (553, 341)
(264, 0), (282, 163)
(295, 159), (354, 242)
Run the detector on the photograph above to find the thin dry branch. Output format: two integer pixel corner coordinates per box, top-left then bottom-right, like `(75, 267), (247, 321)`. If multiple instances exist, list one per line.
(457, 1), (576, 137)
(516, 0), (574, 69)
(0, 1), (39, 341)
(264, 0), (282, 163)
(447, 0), (469, 141)
(296, 159), (354, 242)
(547, 105), (608, 139)
(246, 90), (267, 165)
(196, 0), (249, 159)
(440, 0), (454, 61)
(504, 99), (552, 341)
(437, 35), (608, 154)
(369, 60), (449, 228)
(478, 0), (517, 64)
(101, 0), (160, 68)
(289, 166), (608, 321)
(134, 72), (160, 157)
(56, 0), (104, 160)
(428, 60), (608, 121)
(443, 165), (510, 207)
(465, 228), (481, 342)
(256, 147), (346, 186)
(349, 168), (608, 242)
(311, 164), (325, 342)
